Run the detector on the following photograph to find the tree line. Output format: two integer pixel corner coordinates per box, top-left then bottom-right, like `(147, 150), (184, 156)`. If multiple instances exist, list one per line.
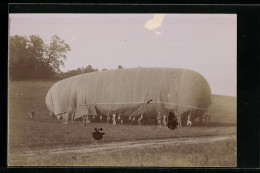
(9, 35), (124, 80)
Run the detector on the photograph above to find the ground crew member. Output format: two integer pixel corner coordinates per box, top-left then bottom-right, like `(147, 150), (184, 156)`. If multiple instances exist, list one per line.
(92, 115), (97, 123)
(163, 113), (167, 127)
(86, 115), (90, 124)
(99, 115), (103, 123)
(29, 109), (35, 120)
(138, 114), (143, 125)
(177, 114), (182, 128)
(118, 113), (121, 124)
(128, 115), (132, 125)
(199, 115), (203, 126)
(112, 114), (116, 125)
(187, 113), (192, 127)
(107, 113), (111, 124)
(132, 116), (136, 124)
(204, 113), (210, 127)
(118, 113), (124, 124)
(157, 112), (162, 126)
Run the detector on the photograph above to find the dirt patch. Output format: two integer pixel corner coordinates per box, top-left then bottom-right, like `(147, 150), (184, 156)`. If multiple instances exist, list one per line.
(11, 135), (235, 158)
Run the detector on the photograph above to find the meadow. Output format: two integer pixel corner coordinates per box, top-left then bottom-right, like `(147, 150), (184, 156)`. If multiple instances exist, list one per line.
(8, 80), (237, 166)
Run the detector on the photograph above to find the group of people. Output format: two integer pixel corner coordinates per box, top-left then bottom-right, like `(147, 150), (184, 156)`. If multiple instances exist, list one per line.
(80, 111), (211, 128)
(37, 108), (210, 128)
(199, 113), (211, 126)
(106, 113), (144, 125)
(176, 113), (192, 128)
(157, 112), (168, 127)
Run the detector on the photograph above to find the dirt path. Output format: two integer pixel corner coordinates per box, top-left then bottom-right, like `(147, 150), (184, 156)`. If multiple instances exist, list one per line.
(12, 135), (235, 158)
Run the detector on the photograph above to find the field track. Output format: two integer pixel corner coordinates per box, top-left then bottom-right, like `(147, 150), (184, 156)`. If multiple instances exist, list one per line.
(11, 135), (235, 159)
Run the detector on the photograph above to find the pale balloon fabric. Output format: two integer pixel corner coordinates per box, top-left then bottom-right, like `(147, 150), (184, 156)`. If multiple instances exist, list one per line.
(46, 68), (211, 121)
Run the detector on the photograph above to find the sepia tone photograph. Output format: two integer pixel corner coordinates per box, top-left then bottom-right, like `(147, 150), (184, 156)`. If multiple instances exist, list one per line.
(8, 13), (237, 167)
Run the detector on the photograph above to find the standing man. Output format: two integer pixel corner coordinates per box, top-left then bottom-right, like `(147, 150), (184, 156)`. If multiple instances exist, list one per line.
(204, 113), (210, 127)
(138, 114), (143, 125)
(177, 114), (182, 128)
(86, 115), (90, 124)
(128, 115), (132, 125)
(131, 116), (136, 125)
(112, 113), (117, 125)
(118, 113), (121, 124)
(99, 115), (103, 123)
(163, 113), (167, 127)
(187, 112), (192, 127)
(199, 114), (203, 126)
(29, 109), (35, 120)
(107, 113), (111, 124)
(157, 112), (162, 127)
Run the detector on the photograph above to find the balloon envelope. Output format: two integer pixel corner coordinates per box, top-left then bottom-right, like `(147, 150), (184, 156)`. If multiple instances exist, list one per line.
(46, 68), (211, 121)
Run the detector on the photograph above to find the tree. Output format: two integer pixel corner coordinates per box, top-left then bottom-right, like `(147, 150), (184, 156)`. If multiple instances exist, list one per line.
(9, 35), (44, 80)
(83, 65), (98, 73)
(44, 35), (71, 72)
(9, 34), (70, 80)
(117, 65), (123, 69)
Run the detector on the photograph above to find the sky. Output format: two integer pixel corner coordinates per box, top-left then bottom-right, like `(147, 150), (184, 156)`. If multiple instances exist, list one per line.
(9, 14), (237, 96)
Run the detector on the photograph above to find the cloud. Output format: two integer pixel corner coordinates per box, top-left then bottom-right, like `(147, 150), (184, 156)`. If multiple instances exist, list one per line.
(144, 14), (165, 31)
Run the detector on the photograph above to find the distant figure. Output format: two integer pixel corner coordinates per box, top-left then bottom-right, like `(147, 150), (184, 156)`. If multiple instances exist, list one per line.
(86, 115), (90, 124)
(122, 115), (128, 124)
(16, 92), (21, 100)
(187, 113), (192, 127)
(157, 112), (162, 126)
(199, 115), (203, 126)
(117, 113), (123, 124)
(163, 113), (167, 127)
(107, 113), (111, 124)
(92, 115), (97, 123)
(204, 113), (210, 127)
(29, 109), (35, 120)
(99, 115), (103, 123)
(138, 114), (143, 125)
(112, 114), (116, 125)
(177, 114), (182, 128)
(131, 116), (136, 124)
(118, 114), (121, 124)
(128, 115), (132, 125)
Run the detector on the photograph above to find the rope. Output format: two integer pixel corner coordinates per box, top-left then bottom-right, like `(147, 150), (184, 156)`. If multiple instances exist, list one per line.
(52, 101), (208, 116)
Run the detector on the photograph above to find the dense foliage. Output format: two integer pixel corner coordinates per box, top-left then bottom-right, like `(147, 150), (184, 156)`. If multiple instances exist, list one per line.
(9, 35), (70, 80)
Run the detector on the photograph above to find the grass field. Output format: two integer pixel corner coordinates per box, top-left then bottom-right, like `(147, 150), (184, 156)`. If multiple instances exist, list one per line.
(8, 80), (237, 166)
(9, 137), (236, 167)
